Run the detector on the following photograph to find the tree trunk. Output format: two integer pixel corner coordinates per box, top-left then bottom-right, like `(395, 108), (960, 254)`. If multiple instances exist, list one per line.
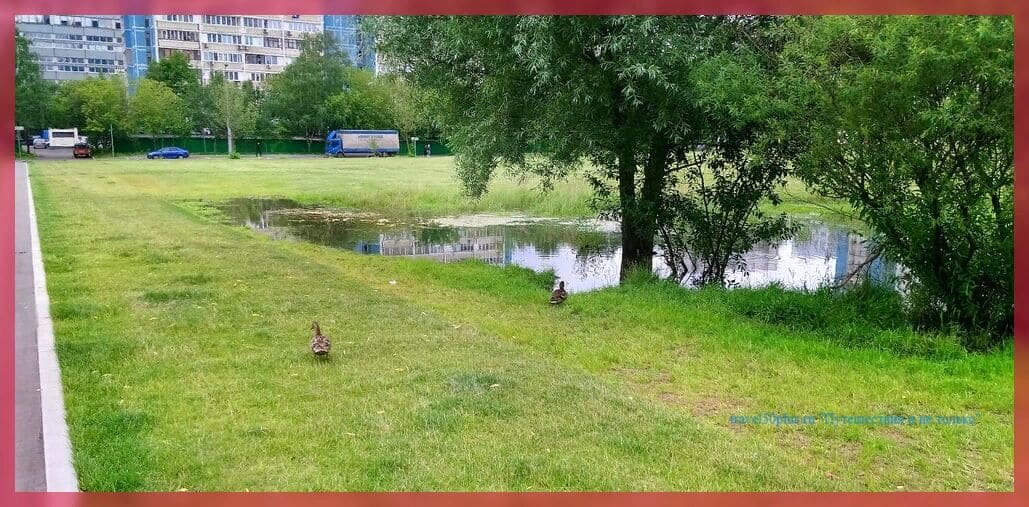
(617, 147), (656, 280)
(621, 209), (655, 280)
(618, 139), (669, 280)
(227, 124), (234, 154)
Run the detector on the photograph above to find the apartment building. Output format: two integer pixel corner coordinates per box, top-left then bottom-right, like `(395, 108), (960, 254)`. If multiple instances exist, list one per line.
(19, 14), (375, 87)
(14, 15), (126, 81)
(146, 15), (322, 85)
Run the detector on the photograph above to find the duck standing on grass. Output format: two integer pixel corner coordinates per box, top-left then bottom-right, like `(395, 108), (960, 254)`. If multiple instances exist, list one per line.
(310, 321), (331, 357)
(549, 281), (568, 305)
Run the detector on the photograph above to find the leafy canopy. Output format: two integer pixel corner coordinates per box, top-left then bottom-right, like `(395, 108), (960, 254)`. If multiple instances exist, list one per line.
(128, 78), (191, 137)
(782, 16), (1013, 344)
(15, 30), (56, 131)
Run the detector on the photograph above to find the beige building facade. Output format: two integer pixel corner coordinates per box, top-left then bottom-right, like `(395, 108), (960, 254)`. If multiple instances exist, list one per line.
(152, 15), (322, 85)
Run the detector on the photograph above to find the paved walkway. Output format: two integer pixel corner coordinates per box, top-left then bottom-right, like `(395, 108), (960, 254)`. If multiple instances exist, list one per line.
(15, 161), (46, 491)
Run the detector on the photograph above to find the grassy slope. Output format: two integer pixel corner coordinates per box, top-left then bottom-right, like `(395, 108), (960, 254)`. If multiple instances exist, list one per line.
(30, 157), (1011, 491)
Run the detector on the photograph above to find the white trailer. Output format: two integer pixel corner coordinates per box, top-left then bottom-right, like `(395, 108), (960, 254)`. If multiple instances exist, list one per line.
(47, 128), (83, 148)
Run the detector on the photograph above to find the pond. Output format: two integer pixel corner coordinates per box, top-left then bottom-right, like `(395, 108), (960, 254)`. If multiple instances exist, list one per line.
(216, 198), (899, 293)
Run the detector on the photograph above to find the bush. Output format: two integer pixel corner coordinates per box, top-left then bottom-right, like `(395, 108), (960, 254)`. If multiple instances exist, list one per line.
(228, 151), (240, 159)
(782, 16), (1013, 345)
(723, 280), (965, 358)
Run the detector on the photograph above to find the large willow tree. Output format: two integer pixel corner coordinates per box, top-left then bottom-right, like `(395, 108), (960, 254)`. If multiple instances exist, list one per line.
(373, 16), (792, 278)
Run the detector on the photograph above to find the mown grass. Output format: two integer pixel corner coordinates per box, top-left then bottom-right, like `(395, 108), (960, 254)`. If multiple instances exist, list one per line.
(42, 155), (855, 226)
(28, 157), (1012, 491)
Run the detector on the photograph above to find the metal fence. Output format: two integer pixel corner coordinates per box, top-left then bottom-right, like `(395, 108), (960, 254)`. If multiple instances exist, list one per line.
(117, 135), (452, 156)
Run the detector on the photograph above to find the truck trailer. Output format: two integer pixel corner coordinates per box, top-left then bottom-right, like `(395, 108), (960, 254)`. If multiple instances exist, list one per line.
(325, 130), (400, 157)
(45, 128), (86, 148)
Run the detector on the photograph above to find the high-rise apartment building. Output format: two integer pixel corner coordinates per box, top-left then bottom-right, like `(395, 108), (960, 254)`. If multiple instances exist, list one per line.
(143, 15), (323, 85)
(322, 15), (375, 70)
(20, 14), (376, 88)
(14, 15), (126, 81)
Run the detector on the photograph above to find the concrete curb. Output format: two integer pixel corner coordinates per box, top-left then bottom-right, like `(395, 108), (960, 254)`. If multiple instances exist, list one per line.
(25, 168), (79, 492)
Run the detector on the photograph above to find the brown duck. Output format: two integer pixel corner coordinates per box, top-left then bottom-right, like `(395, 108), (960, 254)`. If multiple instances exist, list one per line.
(549, 281), (568, 305)
(310, 321), (331, 356)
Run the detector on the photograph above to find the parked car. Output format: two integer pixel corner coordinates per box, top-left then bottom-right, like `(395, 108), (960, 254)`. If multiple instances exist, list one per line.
(72, 142), (92, 158)
(32, 137), (49, 149)
(147, 147), (190, 159)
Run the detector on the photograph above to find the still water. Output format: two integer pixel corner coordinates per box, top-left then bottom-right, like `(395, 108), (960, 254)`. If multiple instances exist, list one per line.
(216, 198), (897, 293)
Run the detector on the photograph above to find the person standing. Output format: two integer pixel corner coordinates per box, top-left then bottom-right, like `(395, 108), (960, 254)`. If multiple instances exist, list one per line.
(256, 140), (263, 157)
(424, 142), (431, 157)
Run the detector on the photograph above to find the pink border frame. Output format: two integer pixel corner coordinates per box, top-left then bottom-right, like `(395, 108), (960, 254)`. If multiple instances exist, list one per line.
(2, 1), (1025, 505)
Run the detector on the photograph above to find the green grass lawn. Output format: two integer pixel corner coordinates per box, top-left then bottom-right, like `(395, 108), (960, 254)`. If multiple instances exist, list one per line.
(29, 156), (1011, 491)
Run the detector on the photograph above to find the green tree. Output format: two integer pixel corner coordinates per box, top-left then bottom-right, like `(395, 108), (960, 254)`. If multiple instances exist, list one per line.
(262, 32), (351, 138)
(51, 76), (128, 146)
(145, 51), (198, 97)
(322, 68), (396, 131)
(127, 79), (191, 146)
(15, 30), (55, 132)
(657, 19), (797, 286)
(372, 16), (792, 278)
(781, 16), (1013, 345)
(208, 74), (256, 154)
(383, 75), (443, 145)
(145, 51), (204, 130)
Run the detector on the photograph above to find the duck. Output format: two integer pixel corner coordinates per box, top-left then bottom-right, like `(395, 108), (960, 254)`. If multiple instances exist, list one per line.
(310, 321), (331, 357)
(549, 281), (568, 305)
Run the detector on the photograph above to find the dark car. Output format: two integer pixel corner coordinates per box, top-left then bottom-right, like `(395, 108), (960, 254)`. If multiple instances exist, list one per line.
(147, 147), (190, 159)
(73, 142), (92, 158)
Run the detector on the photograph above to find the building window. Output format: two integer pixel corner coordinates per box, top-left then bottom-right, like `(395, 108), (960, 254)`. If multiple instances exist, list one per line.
(245, 54), (278, 65)
(285, 21), (318, 33)
(285, 38), (300, 50)
(165, 15), (195, 23)
(250, 72), (265, 82)
(204, 15), (240, 27)
(158, 30), (198, 42)
(203, 52), (242, 63)
(244, 17), (282, 30)
(263, 37), (282, 49)
(206, 33), (242, 44)
(159, 48), (199, 61)
(218, 71), (240, 81)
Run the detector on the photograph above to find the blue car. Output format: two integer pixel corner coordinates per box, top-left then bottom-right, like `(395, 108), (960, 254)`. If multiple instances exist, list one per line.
(147, 147), (190, 159)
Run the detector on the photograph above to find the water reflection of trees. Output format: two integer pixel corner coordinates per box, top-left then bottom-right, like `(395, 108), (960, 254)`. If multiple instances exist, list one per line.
(217, 199), (898, 291)
(218, 198), (304, 227)
(284, 219), (384, 250)
(505, 224), (619, 261)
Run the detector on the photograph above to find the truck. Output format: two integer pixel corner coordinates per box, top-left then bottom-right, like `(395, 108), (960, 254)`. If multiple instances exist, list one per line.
(325, 130), (400, 157)
(45, 128), (87, 148)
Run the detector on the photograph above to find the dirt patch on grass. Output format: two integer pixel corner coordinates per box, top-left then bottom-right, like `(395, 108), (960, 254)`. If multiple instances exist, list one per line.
(881, 426), (916, 446)
(686, 394), (748, 420)
(609, 366), (673, 386)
